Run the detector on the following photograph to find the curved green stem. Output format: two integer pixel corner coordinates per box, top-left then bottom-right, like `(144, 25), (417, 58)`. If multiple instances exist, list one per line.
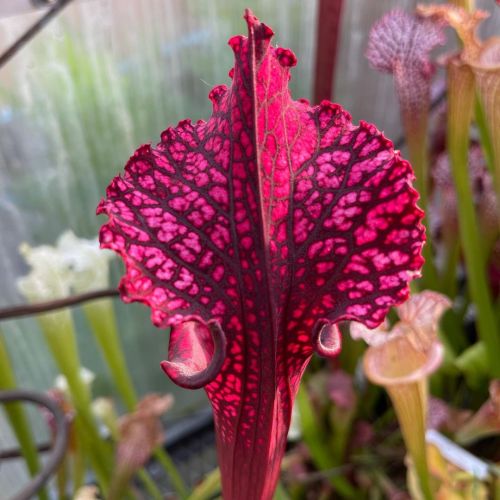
(83, 299), (137, 411)
(447, 61), (500, 377)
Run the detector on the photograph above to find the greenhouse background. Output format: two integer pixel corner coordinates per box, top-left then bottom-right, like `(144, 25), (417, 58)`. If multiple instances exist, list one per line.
(0, 0), (499, 498)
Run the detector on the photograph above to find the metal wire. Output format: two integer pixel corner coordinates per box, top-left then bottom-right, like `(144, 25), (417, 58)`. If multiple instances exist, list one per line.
(0, 388), (70, 500)
(0, 0), (74, 69)
(0, 288), (119, 320)
(0, 442), (51, 460)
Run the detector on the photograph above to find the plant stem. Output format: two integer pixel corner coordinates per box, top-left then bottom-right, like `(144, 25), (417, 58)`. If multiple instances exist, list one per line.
(0, 333), (48, 500)
(296, 383), (357, 498)
(471, 59), (500, 218)
(153, 446), (189, 498)
(387, 381), (433, 500)
(447, 60), (500, 377)
(187, 468), (221, 500)
(35, 310), (113, 492)
(441, 239), (461, 300)
(455, 341), (490, 389)
(329, 403), (355, 468)
(72, 448), (86, 493)
(82, 299), (137, 411)
(474, 94), (495, 176)
(108, 465), (135, 500)
(84, 299), (187, 496)
(273, 481), (291, 500)
(136, 468), (164, 500)
(400, 86), (439, 291)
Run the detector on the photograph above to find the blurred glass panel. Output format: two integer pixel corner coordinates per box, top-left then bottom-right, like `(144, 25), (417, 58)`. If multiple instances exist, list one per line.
(0, 0), (317, 419)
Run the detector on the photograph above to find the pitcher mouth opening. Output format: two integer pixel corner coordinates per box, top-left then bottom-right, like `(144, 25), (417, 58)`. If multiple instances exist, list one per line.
(161, 319), (227, 389)
(364, 335), (444, 386)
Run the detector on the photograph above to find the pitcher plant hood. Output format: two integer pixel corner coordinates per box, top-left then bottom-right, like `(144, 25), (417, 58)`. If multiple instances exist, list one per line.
(97, 10), (425, 499)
